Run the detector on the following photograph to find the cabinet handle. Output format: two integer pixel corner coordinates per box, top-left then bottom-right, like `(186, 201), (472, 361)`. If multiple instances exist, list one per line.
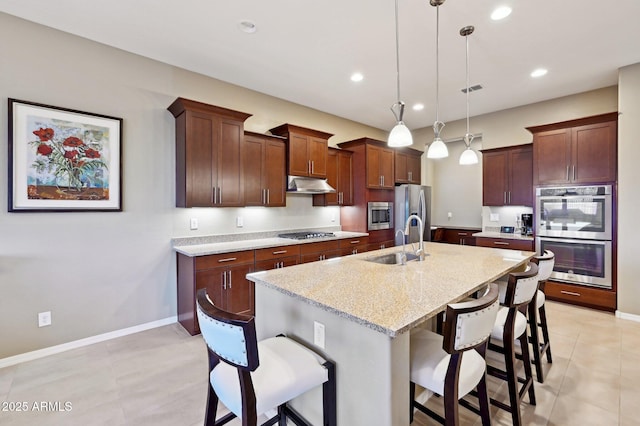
(222, 271), (227, 290)
(380, 244), (385, 249)
(350, 240), (360, 244)
(572, 165), (576, 181)
(508, 191), (511, 204)
(457, 232), (468, 236)
(503, 192), (506, 204)
(408, 171), (412, 181)
(228, 271), (232, 289)
(218, 257), (237, 263)
(493, 242), (509, 246)
(566, 165), (570, 181)
(267, 189), (270, 205)
(272, 250), (287, 255)
(382, 175), (385, 186)
(560, 290), (581, 297)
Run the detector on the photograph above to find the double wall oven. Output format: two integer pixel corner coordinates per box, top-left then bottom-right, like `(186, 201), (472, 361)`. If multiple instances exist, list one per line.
(535, 185), (613, 289)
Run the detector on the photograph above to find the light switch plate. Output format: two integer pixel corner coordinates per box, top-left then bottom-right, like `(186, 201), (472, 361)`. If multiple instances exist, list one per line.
(236, 216), (243, 227)
(190, 218), (198, 230)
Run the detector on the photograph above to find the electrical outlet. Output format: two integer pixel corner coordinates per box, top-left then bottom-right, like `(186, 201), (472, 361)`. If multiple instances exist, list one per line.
(447, 212), (453, 219)
(236, 216), (243, 227)
(38, 311), (52, 327)
(189, 218), (198, 230)
(314, 321), (325, 349)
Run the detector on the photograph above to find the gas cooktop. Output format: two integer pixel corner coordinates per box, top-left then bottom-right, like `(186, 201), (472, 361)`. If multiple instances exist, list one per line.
(278, 231), (336, 240)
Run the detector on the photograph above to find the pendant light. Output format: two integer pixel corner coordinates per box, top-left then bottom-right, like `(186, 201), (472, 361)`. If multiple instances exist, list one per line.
(426, 0), (448, 159)
(459, 25), (479, 165)
(388, 0), (413, 147)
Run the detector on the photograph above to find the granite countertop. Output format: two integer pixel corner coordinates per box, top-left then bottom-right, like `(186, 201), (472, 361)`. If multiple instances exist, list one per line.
(247, 243), (534, 337)
(473, 231), (534, 241)
(173, 231), (369, 257)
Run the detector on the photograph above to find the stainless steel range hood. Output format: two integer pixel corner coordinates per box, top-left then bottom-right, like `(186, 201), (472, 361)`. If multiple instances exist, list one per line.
(287, 175), (336, 194)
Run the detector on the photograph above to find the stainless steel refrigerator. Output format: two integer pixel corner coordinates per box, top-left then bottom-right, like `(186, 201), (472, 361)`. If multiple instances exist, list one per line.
(394, 185), (431, 246)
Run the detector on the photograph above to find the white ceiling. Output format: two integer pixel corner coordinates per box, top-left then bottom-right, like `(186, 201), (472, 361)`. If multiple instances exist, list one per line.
(1, 0), (638, 134)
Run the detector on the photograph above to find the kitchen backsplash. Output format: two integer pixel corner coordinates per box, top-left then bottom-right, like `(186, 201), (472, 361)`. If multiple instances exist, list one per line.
(481, 205), (533, 232)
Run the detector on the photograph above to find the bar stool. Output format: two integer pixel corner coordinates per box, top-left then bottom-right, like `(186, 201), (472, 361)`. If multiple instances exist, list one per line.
(529, 250), (555, 383)
(196, 289), (336, 426)
(410, 283), (500, 425)
(487, 262), (539, 426)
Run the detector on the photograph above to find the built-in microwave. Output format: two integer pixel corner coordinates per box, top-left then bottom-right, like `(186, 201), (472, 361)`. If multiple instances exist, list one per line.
(368, 202), (393, 230)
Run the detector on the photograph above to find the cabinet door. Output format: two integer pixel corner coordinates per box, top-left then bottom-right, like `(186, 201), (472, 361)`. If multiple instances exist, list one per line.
(243, 134), (265, 207)
(482, 151), (508, 206)
(225, 264), (255, 316)
(264, 139), (286, 206)
(379, 148), (395, 189)
(308, 136), (328, 178)
(325, 149), (339, 205)
(217, 119), (245, 206)
(366, 144), (383, 188)
(395, 152), (409, 184)
(407, 154), (421, 184)
(534, 129), (572, 185)
(288, 133), (310, 176)
(337, 150), (353, 205)
(185, 111), (216, 207)
(572, 121), (617, 184)
(196, 269), (225, 310)
(508, 146), (533, 206)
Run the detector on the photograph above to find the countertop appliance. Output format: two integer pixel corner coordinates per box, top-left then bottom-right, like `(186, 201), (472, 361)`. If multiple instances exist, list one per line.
(278, 231), (336, 240)
(521, 213), (533, 236)
(394, 184), (431, 246)
(535, 184), (613, 289)
(367, 202), (393, 231)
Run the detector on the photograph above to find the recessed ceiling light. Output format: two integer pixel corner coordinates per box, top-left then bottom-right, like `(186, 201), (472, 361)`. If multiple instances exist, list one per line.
(238, 20), (257, 34)
(413, 103), (424, 111)
(491, 6), (512, 20)
(350, 73), (364, 82)
(531, 68), (548, 78)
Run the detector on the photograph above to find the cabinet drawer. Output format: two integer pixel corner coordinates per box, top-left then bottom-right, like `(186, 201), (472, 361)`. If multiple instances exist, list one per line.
(339, 236), (369, 248)
(367, 240), (395, 252)
(255, 245), (301, 262)
(300, 249), (341, 264)
(195, 250), (255, 270)
(255, 256), (299, 272)
(299, 240), (340, 255)
(544, 281), (616, 311)
(475, 238), (534, 251)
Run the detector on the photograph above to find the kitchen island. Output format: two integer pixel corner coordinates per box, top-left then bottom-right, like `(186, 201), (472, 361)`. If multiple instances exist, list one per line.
(246, 242), (534, 425)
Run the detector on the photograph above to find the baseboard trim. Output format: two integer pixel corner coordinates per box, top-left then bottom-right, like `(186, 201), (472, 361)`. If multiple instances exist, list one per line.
(0, 316), (177, 369)
(615, 310), (640, 323)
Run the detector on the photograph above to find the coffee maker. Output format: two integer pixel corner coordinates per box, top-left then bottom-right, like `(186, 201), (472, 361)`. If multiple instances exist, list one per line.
(521, 213), (533, 236)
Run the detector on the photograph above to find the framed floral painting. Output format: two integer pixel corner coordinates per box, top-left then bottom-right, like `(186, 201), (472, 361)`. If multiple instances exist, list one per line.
(8, 99), (123, 212)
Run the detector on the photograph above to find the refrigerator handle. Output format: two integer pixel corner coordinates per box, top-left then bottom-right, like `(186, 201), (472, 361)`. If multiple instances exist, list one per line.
(419, 189), (426, 224)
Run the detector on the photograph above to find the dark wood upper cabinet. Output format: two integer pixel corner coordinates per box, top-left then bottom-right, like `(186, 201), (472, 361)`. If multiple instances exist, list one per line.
(243, 132), (286, 207)
(481, 144), (533, 207)
(528, 112), (617, 186)
(313, 148), (353, 206)
(337, 139), (395, 190)
(168, 98), (251, 207)
(269, 123), (333, 179)
(394, 148), (422, 184)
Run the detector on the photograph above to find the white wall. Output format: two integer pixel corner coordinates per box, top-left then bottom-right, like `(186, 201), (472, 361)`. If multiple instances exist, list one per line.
(0, 13), (386, 359)
(617, 63), (640, 316)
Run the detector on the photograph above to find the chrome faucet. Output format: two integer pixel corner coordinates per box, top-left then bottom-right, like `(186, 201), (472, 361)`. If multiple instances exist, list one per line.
(395, 229), (407, 265)
(404, 214), (426, 261)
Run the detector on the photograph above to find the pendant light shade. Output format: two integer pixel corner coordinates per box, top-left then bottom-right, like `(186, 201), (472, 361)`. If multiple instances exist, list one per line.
(427, 0), (448, 159)
(459, 25), (479, 165)
(388, 0), (413, 147)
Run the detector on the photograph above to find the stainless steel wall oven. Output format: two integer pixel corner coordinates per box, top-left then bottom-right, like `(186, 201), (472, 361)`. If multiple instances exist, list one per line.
(535, 185), (613, 289)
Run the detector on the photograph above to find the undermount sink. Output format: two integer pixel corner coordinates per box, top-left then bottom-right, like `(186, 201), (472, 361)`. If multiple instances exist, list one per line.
(365, 251), (419, 265)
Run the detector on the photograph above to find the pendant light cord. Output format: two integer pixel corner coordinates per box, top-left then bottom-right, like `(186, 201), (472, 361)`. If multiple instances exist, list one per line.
(395, 0), (401, 104)
(435, 4), (440, 125)
(465, 30), (469, 143)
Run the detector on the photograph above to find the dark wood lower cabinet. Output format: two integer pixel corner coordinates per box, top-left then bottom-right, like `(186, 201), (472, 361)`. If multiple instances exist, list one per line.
(544, 281), (616, 311)
(299, 240), (342, 263)
(339, 236), (369, 256)
(475, 237), (534, 251)
(254, 245), (301, 271)
(433, 228), (480, 246)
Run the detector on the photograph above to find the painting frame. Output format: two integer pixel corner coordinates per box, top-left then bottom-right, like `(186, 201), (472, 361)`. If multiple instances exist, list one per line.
(8, 99), (123, 212)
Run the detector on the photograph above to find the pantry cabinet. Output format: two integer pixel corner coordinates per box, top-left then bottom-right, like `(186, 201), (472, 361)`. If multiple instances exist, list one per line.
(168, 97), (251, 207)
(243, 131), (286, 207)
(481, 144), (533, 207)
(269, 123), (333, 179)
(528, 112), (617, 186)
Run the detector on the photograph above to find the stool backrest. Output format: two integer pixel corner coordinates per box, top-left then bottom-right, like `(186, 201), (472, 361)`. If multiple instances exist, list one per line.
(443, 283), (500, 354)
(504, 262), (539, 308)
(532, 250), (555, 282)
(196, 288), (259, 371)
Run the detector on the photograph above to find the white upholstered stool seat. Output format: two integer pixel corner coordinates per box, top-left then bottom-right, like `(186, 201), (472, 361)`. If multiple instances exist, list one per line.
(491, 307), (528, 343)
(536, 289), (545, 308)
(410, 283), (500, 425)
(210, 336), (328, 417)
(529, 250), (555, 384)
(196, 289), (336, 426)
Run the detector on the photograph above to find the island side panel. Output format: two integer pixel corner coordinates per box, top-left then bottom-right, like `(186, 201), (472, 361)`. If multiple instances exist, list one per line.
(255, 284), (411, 425)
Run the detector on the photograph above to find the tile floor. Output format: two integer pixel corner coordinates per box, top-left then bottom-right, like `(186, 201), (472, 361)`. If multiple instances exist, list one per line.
(0, 300), (639, 425)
